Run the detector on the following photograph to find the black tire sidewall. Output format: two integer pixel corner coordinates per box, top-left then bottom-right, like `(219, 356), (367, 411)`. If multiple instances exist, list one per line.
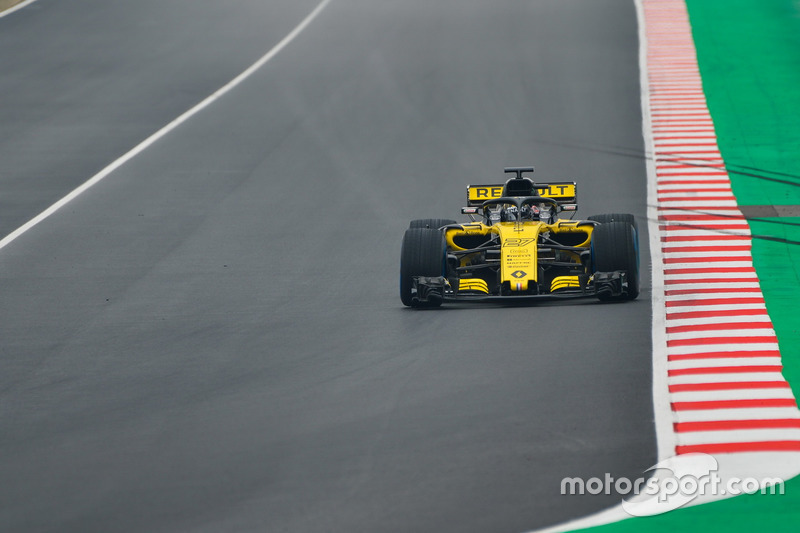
(400, 228), (446, 306)
(591, 220), (639, 300)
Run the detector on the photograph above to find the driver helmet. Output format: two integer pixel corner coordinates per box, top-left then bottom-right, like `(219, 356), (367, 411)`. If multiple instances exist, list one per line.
(501, 204), (540, 222)
(520, 204), (540, 220)
(500, 205), (519, 222)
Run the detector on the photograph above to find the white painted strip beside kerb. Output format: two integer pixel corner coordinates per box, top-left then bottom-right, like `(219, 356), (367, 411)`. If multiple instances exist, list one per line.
(675, 407), (800, 422)
(641, 12), (674, 470)
(669, 372), (789, 385)
(0, 0), (39, 19)
(0, 0), (333, 252)
(672, 388), (797, 402)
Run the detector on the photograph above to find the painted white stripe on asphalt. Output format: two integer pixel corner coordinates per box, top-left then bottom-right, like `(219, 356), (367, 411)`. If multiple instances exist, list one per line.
(665, 287), (761, 296)
(653, 138), (719, 143)
(653, 124), (714, 126)
(661, 225), (751, 233)
(0, 0), (39, 19)
(665, 316), (774, 327)
(0, 0), (333, 252)
(667, 320), (771, 331)
(651, 105), (711, 111)
(656, 152), (725, 158)
(650, 87), (706, 91)
(656, 167), (729, 173)
(667, 338), (778, 349)
(666, 304), (768, 315)
(655, 145), (720, 150)
(653, 115), (714, 120)
(663, 251), (754, 260)
(660, 225), (749, 232)
(654, 132), (718, 137)
(658, 191), (735, 198)
(664, 290), (762, 300)
(659, 201), (740, 209)
(674, 407), (800, 422)
(676, 429), (800, 446)
(662, 240), (752, 246)
(667, 330), (777, 342)
(664, 271), (759, 280)
(663, 283), (760, 292)
(662, 234), (752, 241)
(659, 221), (746, 226)
(662, 237), (752, 245)
(663, 241), (752, 248)
(668, 373), (789, 386)
(662, 251), (752, 260)
(656, 179), (731, 185)
(651, 101), (710, 106)
(657, 162), (726, 168)
(661, 230), (751, 238)
(660, 217), (746, 223)
(667, 356), (783, 369)
(653, 124), (714, 127)
(665, 284), (761, 293)
(658, 183), (733, 188)
(668, 343), (780, 356)
(661, 214), (745, 221)
(672, 388), (797, 402)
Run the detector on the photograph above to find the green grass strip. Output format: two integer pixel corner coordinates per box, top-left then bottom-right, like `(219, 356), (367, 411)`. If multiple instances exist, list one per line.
(688, 0), (800, 208)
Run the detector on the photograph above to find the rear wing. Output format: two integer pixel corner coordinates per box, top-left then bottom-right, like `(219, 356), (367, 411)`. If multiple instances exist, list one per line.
(466, 182), (578, 210)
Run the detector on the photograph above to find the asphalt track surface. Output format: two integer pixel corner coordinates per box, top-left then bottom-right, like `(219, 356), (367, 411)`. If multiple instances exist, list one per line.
(0, 1), (654, 531)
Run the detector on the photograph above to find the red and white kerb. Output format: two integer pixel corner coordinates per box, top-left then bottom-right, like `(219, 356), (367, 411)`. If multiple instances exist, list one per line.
(643, 0), (800, 455)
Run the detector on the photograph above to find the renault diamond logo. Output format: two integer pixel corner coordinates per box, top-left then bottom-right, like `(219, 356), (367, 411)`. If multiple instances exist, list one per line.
(511, 270), (527, 278)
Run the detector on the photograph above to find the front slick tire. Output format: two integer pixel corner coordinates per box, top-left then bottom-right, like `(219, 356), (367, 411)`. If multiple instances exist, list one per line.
(400, 228), (445, 307)
(592, 220), (639, 301)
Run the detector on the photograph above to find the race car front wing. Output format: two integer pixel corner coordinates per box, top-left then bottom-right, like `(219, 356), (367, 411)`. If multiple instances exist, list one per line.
(410, 271), (632, 305)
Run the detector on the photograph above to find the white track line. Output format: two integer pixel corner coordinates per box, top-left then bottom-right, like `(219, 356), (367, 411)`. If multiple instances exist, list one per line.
(0, 0), (38, 19)
(643, 5), (675, 471)
(0, 0), (332, 253)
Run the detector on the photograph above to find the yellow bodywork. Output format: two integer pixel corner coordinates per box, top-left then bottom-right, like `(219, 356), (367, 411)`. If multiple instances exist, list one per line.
(445, 220), (593, 293)
(458, 278), (489, 293)
(496, 222), (541, 291)
(467, 183), (577, 204)
(550, 276), (582, 291)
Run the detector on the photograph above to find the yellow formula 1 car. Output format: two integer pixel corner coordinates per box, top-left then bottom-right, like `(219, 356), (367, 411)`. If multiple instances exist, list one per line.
(400, 167), (639, 307)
